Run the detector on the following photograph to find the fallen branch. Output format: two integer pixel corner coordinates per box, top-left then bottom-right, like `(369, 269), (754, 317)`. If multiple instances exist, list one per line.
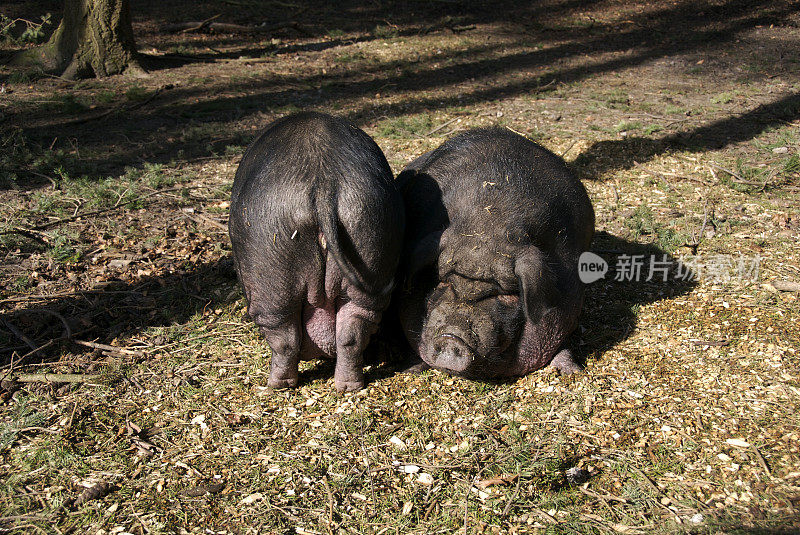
(161, 20), (302, 34)
(179, 14), (221, 34)
(0, 226), (50, 243)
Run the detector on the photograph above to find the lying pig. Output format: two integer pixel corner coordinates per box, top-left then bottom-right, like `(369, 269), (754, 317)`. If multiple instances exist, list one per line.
(396, 128), (594, 379)
(229, 112), (404, 391)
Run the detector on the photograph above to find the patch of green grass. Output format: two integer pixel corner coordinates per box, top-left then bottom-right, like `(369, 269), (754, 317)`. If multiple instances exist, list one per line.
(373, 24), (399, 39)
(377, 115), (433, 139)
(0, 393), (47, 448)
(125, 85), (151, 102)
(58, 93), (89, 114)
(603, 89), (631, 110)
(782, 154), (800, 176)
(335, 51), (367, 63)
(326, 28), (346, 39)
(624, 206), (686, 251)
(7, 70), (40, 84)
(643, 124), (663, 135)
(123, 162), (174, 189)
(614, 121), (642, 133)
(710, 91), (739, 105)
(664, 104), (686, 115)
(47, 229), (82, 264)
(95, 90), (116, 104)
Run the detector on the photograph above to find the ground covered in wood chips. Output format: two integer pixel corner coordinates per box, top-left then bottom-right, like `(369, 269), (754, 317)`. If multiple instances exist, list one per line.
(1, 1), (799, 533)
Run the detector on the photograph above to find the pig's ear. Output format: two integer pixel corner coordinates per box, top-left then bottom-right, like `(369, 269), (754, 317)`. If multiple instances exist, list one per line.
(406, 231), (443, 282)
(514, 248), (560, 323)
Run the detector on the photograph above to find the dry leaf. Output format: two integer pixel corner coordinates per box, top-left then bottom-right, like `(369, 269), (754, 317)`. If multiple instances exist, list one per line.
(475, 473), (518, 489)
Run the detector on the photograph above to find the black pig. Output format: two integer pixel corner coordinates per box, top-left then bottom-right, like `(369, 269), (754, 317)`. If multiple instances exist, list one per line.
(229, 112), (404, 391)
(396, 128), (594, 379)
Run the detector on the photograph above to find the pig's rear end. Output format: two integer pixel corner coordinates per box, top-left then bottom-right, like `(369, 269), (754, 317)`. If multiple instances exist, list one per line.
(229, 112), (404, 391)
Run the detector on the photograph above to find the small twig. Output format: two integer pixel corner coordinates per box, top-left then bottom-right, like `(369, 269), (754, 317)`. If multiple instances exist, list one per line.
(579, 486), (629, 503)
(1, 319), (40, 356)
(0, 514), (50, 523)
(686, 200), (709, 251)
(2, 340), (56, 372)
(634, 161), (675, 192)
(185, 212), (228, 231)
(463, 458), (490, 534)
(424, 117), (459, 137)
(20, 185), (203, 232)
(750, 445), (772, 478)
(15, 426), (60, 434)
(709, 162), (764, 186)
(687, 338), (730, 347)
(530, 507), (558, 524)
(74, 340), (143, 356)
(501, 469), (522, 516)
(66, 400), (80, 431)
(0, 227), (50, 243)
(559, 140), (580, 158)
(68, 86), (167, 125)
(772, 280), (800, 292)
(438, 126), (463, 138)
(322, 476), (335, 535)
(9, 373), (101, 383)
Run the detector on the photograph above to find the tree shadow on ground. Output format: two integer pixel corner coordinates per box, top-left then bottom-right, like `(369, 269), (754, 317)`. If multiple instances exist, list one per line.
(4, 0), (797, 189)
(571, 91), (800, 181)
(0, 257), (239, 368)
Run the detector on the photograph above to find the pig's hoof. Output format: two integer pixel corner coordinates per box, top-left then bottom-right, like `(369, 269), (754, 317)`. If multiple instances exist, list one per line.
(335, 379), (365, 392)
(267, 376), (298, 389)
(549, 349), (582, 375)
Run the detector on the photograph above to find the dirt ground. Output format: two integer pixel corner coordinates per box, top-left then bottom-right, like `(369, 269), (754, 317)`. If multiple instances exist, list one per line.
(1, 1), (799, 534)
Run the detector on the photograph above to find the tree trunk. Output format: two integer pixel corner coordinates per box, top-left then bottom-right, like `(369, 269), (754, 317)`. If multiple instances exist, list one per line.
(13, 0), (143, 79)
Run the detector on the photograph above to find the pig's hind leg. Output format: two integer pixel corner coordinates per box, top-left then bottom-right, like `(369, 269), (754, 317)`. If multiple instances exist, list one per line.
(549, 348), (582, 375)
(256, 314), (302, 389)
(334, 303), (381, 391)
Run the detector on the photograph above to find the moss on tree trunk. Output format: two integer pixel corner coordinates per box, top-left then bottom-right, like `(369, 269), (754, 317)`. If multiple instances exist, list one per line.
(13, 0), (143, 79)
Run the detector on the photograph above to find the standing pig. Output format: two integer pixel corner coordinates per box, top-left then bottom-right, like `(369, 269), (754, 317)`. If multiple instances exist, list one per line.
(396, 127), (594, 379)
(229, 112), (404, 391)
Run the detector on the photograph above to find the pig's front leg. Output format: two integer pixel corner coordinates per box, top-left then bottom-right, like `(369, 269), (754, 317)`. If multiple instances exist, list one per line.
(334, 303), (380, 391)
(549, 347), (582, 375)
(257, 315), (302, 388)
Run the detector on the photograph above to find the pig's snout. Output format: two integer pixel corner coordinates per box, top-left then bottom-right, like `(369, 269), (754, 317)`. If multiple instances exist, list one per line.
(432, 333), (475, 373)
